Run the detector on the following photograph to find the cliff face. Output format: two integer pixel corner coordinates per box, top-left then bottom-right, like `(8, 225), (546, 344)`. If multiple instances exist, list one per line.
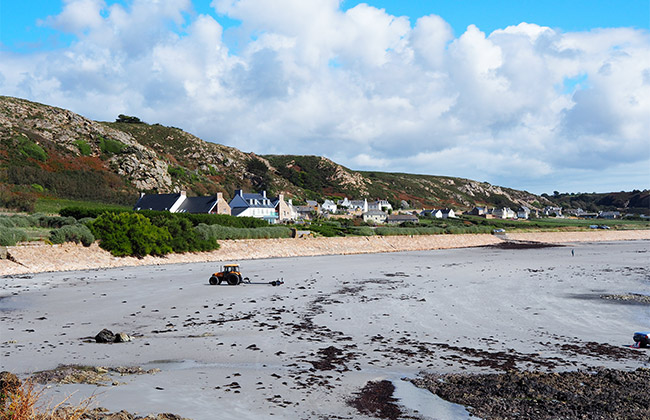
(0, 95), (576, 211)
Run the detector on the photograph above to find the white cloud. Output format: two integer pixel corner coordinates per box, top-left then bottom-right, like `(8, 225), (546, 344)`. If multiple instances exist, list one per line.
(2, 0), (649, 193)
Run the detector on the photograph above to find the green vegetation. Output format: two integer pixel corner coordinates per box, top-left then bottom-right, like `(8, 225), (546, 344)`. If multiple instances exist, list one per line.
(0, 227), (29, 246)
(74, 139), (92, 156)
(17, 135), (48, 162)
(195, 224), (292, 240)
(115, 114), (143, 124)
(90, 212), (172, 257)
(49, 224), (95, 246)
(36, 198), (131, 215)
(98, 135), (126, 155)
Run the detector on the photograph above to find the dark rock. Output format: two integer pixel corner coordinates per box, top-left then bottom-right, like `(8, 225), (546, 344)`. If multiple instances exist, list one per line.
(95, 328), (115, 343)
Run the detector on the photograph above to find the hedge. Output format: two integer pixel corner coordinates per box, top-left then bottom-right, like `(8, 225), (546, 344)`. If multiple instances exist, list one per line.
(194, 224), (292, 240)
(0, 227), (29, 246)
(50, 225), (95, 246)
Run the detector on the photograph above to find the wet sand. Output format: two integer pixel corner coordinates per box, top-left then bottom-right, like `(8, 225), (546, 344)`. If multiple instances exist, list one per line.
(1, 240), (649, 419)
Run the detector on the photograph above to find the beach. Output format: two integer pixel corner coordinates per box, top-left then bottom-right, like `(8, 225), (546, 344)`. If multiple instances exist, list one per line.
(1, 235), (649, 419)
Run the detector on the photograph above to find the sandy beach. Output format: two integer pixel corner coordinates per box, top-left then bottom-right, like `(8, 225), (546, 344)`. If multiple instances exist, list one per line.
(1, 235), (649, 419)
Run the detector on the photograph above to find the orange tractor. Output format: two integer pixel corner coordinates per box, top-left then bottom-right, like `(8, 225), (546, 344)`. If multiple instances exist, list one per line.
(209, 264), (248, 286)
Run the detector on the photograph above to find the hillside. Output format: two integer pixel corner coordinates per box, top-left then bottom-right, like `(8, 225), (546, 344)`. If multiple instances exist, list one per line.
(0, 96), (643, 214)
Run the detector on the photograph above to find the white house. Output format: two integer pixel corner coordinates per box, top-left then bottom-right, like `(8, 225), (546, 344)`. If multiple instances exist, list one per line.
(421, 209), (443, 219)
(337, 197), (351, 208)
(349, 199), (368, 213)
(321, 199), (337, 213)
(492, 207), (516, 219)
(517, 206), (531, 219)
(229, 190), (278, 223)
(363, 210), (387, 224)
(440, 208), (456, 219)
(369, 200), (392, 212)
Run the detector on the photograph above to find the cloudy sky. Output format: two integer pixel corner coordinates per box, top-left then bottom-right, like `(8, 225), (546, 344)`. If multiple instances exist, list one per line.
(1, 0), (648, 194)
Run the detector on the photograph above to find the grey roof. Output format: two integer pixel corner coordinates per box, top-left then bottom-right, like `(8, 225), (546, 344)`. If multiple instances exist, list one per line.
(176, 195), (218, 213)
(133, 193), (182, 211)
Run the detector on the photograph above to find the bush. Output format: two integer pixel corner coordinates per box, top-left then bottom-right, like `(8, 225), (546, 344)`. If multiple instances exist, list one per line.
(0, 227), (29, 246)
(98, 136), (126, 154)
(145, 213), (218, 253)
(37, 215), (77, 229)
(347, 226), (375, 236)
(0, 215), (39, 228)
(50, 225), (95, 246)
(195, 224), (292, 240)
(59, 206), (132, 219)
(74, 139), (92, 156)
(90, 212), (172, 257)
(17, 136), (48, 161)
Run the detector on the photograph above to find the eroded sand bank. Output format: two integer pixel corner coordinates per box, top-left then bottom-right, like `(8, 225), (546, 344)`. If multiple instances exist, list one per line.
(1, 230), (648, 276)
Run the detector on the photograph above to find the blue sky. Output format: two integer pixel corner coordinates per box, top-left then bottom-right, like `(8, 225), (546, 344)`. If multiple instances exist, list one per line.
(3, 0), (648, 52)
(0, 0), (649, 194)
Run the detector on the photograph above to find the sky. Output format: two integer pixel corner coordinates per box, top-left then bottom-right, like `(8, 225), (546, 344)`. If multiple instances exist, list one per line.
(1, 0), (649, 195)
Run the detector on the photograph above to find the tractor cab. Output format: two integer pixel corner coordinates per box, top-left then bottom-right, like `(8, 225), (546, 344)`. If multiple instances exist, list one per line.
(223, 264), (240, 273)
(209, 263), (244, 285)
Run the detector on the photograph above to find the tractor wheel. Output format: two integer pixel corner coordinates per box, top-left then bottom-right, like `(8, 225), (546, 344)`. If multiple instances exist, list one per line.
(209, 276), (220, 285)
(226, 273), (241, 285)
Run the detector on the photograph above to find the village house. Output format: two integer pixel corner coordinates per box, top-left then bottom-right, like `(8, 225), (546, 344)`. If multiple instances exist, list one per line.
(598, 211), (621, 219)
(440, 208), (456, 219)
(349, 199), (368, 213)
(229, 190), (278, 223)
(543, 206), (563, 217)
(368, 199), (392, 212)
(294, 205), (314, 220)
(363, 209), (387, 224)
(420, 209), (443, 219)
(305, 200), (320, 213)
(336, 197), (351, 208)
(321, 199), (337, 213)
(133, 191), (231, 215)
(272, 194), (298, 222)
(466, 206), (488, 216)
(517, 206), (531, 220)
(386, 213), (419, 225)
(491, 207), (516, 219)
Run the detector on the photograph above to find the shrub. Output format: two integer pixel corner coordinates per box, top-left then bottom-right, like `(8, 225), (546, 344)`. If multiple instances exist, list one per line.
(347, 226), (375, 236)
(37, 215), (77, 229)
(0, 215), (39, 228)
(145, 213), (218, 253)
(31, 183), (44, 193)
(50, 225), (95, 246)
(90, 212), (172, 257)
(17, 136), (48, 161)
(59, 206), (132, 219)
(98, 136), (126, 154)
(0, 227), (29, 246)
(194, 224), (292, 240)
(74, 139), (92, 156)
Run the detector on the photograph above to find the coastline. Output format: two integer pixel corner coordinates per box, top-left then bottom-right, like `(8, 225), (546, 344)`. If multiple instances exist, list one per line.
(1, 229), (649, 276)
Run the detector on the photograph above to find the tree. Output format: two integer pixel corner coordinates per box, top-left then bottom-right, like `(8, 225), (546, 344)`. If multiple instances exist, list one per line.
(90, 212), (172, 257)
(116, 114), (142, 124)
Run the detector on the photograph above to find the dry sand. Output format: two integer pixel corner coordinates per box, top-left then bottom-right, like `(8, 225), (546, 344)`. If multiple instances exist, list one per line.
(1, 230), (648, 276)
(1, 236), (649, 419)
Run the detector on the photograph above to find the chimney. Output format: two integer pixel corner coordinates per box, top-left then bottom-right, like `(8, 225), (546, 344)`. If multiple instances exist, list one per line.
(262, 191), (267, 198)
(180, 190), (186, 196)
(278, 193), (284, 202)
(235, 189), (243, 197)
(139, 192), (145, 198)
(216, 192), (223, 201)
(288, 199), (292, 206)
